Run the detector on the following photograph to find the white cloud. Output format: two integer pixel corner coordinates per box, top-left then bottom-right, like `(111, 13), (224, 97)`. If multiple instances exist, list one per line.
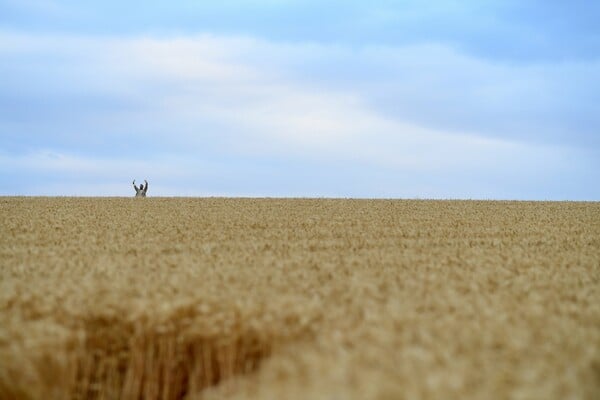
(0, 150), (187, 179)
(0, 150), (232, 196)
(0, 31), (597, 198)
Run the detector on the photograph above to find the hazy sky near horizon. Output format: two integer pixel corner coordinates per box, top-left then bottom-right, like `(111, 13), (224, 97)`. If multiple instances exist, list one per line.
(1, 1), (599, 199)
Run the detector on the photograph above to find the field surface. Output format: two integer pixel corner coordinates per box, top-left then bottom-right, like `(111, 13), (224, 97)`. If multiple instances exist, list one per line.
(1, 197), (599, 399)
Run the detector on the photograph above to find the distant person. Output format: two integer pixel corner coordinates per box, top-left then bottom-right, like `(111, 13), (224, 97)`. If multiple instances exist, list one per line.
(133, 180), (148, 197)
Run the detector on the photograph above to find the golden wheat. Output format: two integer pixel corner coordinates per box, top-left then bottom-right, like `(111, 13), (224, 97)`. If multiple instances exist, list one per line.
(1, 197), (599, 399)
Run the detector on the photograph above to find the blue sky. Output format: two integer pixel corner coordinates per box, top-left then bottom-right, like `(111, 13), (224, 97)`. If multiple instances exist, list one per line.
(1, 1), (599, 199)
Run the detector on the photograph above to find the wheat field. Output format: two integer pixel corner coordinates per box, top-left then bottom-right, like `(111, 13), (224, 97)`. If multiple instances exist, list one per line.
(1, 197), (599, 399)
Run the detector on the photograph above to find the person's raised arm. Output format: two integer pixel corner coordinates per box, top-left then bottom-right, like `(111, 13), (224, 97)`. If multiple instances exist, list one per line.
(133, 180), (139, 191)
(143, 180), (148, 193)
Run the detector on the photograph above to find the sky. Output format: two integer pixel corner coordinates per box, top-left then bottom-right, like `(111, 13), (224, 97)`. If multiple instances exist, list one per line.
(1, 1), (599, 199)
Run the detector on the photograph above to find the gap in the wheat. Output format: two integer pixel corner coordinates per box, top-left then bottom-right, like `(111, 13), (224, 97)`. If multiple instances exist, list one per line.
(71, 318), (274, 400)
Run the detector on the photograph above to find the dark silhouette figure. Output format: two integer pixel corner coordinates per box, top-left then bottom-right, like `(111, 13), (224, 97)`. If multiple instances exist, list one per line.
(133, 180), (148, 197)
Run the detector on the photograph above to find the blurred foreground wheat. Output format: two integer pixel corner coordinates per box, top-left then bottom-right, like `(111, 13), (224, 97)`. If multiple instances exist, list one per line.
(1, 198), (599, 399)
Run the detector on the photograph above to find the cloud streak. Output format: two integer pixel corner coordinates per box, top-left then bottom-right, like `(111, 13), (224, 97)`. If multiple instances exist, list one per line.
(0, 31), (598, 199)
